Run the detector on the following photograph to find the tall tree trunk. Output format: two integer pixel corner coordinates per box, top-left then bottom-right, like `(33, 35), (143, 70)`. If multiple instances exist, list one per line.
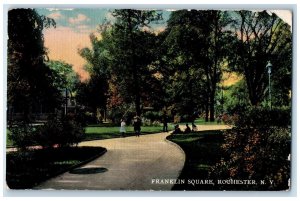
(127, 12), (141, 116)
(209, 12), (219, 122)
(205, 95), (209, 122)
(209, 93), (215, 122)
(135, 94), (141, 116)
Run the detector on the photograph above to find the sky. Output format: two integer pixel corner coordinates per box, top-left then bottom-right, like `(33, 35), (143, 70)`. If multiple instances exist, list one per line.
(36, 8), (292, 81)
(37, 8), (112, 80)
(37, 8), (169, 81)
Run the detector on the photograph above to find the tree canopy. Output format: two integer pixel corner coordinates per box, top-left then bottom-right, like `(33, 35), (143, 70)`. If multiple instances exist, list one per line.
(8, 8), (61, 121)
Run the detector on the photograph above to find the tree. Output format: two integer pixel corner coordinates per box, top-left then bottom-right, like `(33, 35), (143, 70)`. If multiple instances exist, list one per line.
(8, 8), (60, 122)
(46, 60), (81, 115)
(159, 10), (235, 121)
(108, 9), (163, 116)
(46, 60), (80, 94)
(231, 11), (292, 106)
(158, 10), (207, 121)
(77, 33), (110, 121)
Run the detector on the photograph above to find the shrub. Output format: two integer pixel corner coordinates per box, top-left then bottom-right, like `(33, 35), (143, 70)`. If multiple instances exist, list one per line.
(35, 117), (62, 148)
(35, 115), (85, 148)
(209, 107), (291, 190)
(223, 107), (291, 128)
(8, 121), (36, 150)
(143, 111), (161, 122)
(58, 117), (85, 147)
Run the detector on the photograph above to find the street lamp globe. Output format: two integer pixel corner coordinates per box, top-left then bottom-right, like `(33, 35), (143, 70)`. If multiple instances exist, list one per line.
(266, 61), (272, 74)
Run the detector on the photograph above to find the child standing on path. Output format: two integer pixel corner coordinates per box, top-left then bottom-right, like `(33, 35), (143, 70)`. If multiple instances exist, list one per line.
(133, 115), (141, 137)
(120, 119), (126, 137)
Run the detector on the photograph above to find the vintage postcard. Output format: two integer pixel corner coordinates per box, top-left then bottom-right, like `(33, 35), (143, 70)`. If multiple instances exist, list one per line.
(5, 6), (292, 192)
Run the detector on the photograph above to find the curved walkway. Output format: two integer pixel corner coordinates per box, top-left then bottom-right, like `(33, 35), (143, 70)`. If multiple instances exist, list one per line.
(35, 132), (185, 190)
(34, 125), (230, 190)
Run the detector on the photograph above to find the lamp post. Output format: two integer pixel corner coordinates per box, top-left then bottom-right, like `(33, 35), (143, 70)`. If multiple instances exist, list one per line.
(266, 61), (272, 109)
(64, 88), (68, 115)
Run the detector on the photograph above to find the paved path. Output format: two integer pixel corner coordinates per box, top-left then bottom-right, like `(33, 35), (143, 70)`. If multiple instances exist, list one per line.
(34, 125), (230, 191)
(34, 132), (185, 190)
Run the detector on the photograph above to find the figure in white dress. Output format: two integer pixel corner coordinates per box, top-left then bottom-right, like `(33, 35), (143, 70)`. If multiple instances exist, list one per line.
(120, 119), (126, 137)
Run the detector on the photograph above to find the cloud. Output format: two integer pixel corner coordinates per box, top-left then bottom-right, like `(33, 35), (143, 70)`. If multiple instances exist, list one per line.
(68, 14), (90, 25)
(47, 8), (74, 11)
(165, 9), (178, 11)
(76, 25), (92, 33)
(47, 12), (63, 20)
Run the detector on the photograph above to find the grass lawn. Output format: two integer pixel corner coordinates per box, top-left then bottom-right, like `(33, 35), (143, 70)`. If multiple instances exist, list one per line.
(6, 118), (221, 147)
(6, 146), (106, 189)
(194, 118), (224, 125)
(178, 118), (224, 125)
(167, 130), (225, 190)
(6, 125), (164, 147)
(84, 125), (164, 141)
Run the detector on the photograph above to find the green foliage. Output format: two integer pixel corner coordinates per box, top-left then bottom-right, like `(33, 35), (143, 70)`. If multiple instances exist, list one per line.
(107, 9), (163, 116)
(8, 122), (36, 150)
(35, 118), (61, 148)
(8, 9), (60, 121)
(77, 9), (291, 125)
(222, 80), (249, 114)
(46, 60), (80, 92)
(9, 114), (85, 149)
(77, 32), (110, 117)
(224, 107), (291, 128)
(210, 107), (291, 190)
(35, 115), (85, 148)
(59, 117), (85, 147)
(159, 10), (236, 121)
(75, 76), (108, 115)
(143, 111), (161, 122)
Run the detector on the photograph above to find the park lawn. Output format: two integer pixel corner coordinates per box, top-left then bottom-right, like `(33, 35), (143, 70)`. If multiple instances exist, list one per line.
(84, 125), (164, 141)
(194, 118), (224, 125)
(6, 146), (106, 189)
(167, 130), (225, 190)
(179, 118), (224, 125)
(6, 125), (164, 147)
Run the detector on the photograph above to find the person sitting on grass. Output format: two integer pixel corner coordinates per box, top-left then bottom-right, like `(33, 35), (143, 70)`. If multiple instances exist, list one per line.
(172, 124), (182, 134)
(184, 123), (191, 134)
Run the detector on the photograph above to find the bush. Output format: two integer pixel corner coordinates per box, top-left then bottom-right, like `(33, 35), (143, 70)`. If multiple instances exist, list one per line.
(143, 111), (161, 122)
(209, 107), (291, 190)
(58, 117), (85, 147)
(223, 107), (291, 128)
(8, 121), (36, 150)
(35, 115), (85, 148)
(35, 117), (62, 148)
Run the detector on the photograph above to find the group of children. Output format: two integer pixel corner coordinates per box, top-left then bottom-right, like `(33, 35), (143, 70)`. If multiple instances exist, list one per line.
(172, 123), (197, 134)
(120, 115), (141, 137)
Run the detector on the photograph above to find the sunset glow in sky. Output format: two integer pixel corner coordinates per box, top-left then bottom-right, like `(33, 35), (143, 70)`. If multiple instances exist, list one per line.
(38, 8), (111, 81)
(37, 8), (292, 82)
